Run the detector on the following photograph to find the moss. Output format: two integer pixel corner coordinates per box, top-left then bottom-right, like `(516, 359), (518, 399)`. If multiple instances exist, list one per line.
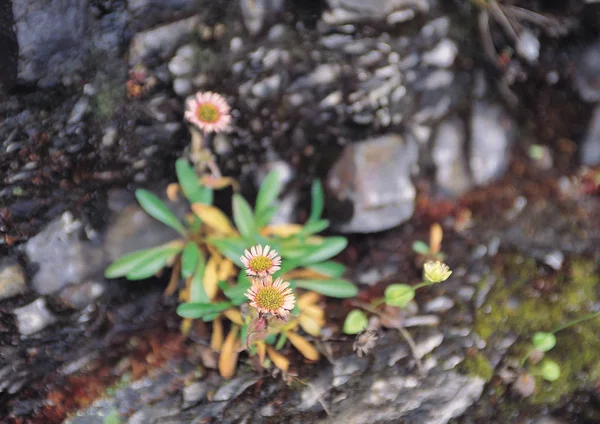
(94, 81), (125, 121)
(474, 256), (600, 405)
(459, 351), (494, 382)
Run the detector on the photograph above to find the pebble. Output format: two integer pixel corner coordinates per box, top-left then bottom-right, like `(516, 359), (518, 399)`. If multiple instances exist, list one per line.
(13, 298), (57, 336)
(543, 250), (564, 271)
(58, 281), (105, 309)
(0, 258), (27, 301)
(182, 381), (208, 408)
(414, 333), (444, 358)
(424, 296), (455, 313)
(422, 39), (457, 68)
(580, 105), (600, 166)
(168, 44), (196, 77)
(212, 375), (259, 402)
(516, 30), (540, 64)
(102, 126), (118, 147)
(68, 97), (90, 124)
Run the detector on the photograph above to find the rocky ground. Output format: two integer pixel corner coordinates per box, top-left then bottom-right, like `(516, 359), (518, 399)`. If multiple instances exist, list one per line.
(1, 0), (600, 423)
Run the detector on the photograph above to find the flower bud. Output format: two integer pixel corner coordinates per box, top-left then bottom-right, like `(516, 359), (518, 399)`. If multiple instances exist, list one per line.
(423, 260), (452, 283)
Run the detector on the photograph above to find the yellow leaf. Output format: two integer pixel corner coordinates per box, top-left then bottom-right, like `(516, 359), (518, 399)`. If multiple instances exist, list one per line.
(191, 203), (235, 235)
(302, 304), (325, 322)
(218, 259), (235, 281)
(166, 183), (180, 201)
(284, 269), (329, 280)
(297, 291), (322, 309)
(430, 222), (443, 255)
(223, 309), (244, 326)
(180, 318), (192, 336)
(299, 315), (323, 337)
(211, 317), (224, 351)
(256, 341), (266, 366)
(287, 332), (320, 361)
(260, 224), (303, 237)
(203, 256), (219, 300)
(218, 325), (240, 379)
(267, 346), (289, 372)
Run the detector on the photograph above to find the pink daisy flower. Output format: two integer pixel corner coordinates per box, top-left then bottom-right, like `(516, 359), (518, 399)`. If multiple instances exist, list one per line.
(240, 245), (282, 277)
(245, 277), (296, 318)
(184, 91), (231, 133)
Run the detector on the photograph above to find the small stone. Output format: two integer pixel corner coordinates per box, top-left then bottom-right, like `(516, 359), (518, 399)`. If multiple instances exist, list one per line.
(543, 250), (564, 271)
(469, 101), (515, 185)
(422, 39), (457, 68)
(516, 30), (540, 64)
(0, 258), (27, 300)
(102, 126), (118, 147)
(168, 44), (196, 77)
(512, 373), (536, 397)
(326, 134), (417, 233)
(580, 105), (600, 166)
(432, 116), (473, 196)
(173, 78), (192, 96)
(574, 41), (600, 103)
(251, 74), (281, 99)
(424, 296), (455, 313)
(68, 97), (91, 124)
(14, 298), (57, 336)
(212, 375), (259, 402)
(333, 356), (366, 387)
(240, 0), (284, 35)
(182, 381), (208, 408)
(414, 333), (444, 358)
(58, 281), (105, 308)
(386, 9), (416, 24)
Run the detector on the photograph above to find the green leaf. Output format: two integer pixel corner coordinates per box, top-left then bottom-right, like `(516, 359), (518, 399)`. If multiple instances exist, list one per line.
(181, 242), (200, 278)
(294, 279), (358, 298)
(232, 194), (256, 238)
(202, 312), (222, 322)
(255, 169), (281, 216)
(190, 252), (208, 303)
(384, 284), (415, 308)
(540, 359), (561, 382)
(176, 159), (213, 204)
(275, 333), (288, 350)
(105, 247), (166, 279)
(308, 180), (324, 223)
(307, 261), (346, 278)
(300, 237), (348, 265)
(412, 240), (430, 255)
(532, 332), (556, 353)
(343, 309), (369, 335)
(125, 246), (183, 280)
(223, 280), (252, 305)
(209, 237), (247, 267)
(299, 219), (329, 237)
(135, 189), (186, 235)
(265, 333), (277, 345)
(255, 205), (279, 228)
(176, 301), (231, 319)
(278, 244), (315, 259)
(240, 323), (249, 346)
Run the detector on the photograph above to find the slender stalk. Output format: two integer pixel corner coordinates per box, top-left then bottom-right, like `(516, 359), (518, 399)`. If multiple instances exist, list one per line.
(398, 325), (425, 376)
(551, 311), (600, 334)
(413, 280), (437, 290)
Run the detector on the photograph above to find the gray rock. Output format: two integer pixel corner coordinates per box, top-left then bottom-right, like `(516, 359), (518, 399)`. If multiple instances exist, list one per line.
(422, 39), (457, 68)
(14, 0), (89, 86)
(332, 356), (368, 387)
(168, 44), (197, 77)
(240, 0), (284, 36)
(58, 281), (105, 308)
(326, 370), (484, 424)
(326, 134), (417, 233)
(432, 116), (472, 196)
(424, 296), (455, 313)
(323, 0), (429, 25)
(68, 97), (91, 124)
(102, 126), (119, 147)
(574, 40), (600, 103)
(212, 375), (259, 402)
(103, 200), (183, 262)
(515, 30), (540, 64)
(13, 298), (57, 336)
(0, 258), (27, 300)
(469, 101), (515, 186)
(129, 16), (201, 65)
(128, 0), (198, 31)
(182, 381), (208, 408)
(414, 333), (444, 359)
(580, 105), (600, 166)
(0, 0), (18, 92)
(24, 212), (105, 294)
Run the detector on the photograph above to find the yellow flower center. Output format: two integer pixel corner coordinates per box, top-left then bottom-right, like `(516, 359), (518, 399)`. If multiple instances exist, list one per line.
(249, 255), (273, 272)
(255, 286), (284, 311)
(196, 103), (220, 123)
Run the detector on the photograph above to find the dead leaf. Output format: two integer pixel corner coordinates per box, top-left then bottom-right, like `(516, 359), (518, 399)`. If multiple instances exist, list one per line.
(191, 203), (236, 235)
(223, 308), (244, 326)
(267, 346), (289, 372)
(218, 259), (235, 281)
(164, 257), (182, 297)
(429, 222), (443, 255)
(211, 317), (224, 351)
(299, 315), (322, 337)
(287, 332), (320, 361)
(256, 341), (266, 366)
(180, 318), (193, 336)
(297, 291), (322, 308)
(166, 183), (180, 201)
(218, 325), (240, 379)
(260, 224), (303, 237)
(284, 269), (329, 280)
(203, 256), (219, 300)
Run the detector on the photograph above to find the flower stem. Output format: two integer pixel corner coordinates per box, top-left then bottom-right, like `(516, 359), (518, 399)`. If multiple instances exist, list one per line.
(398, 325), (425, 376)
(551, 310), (600, 334)
(413, 280), (437, 290)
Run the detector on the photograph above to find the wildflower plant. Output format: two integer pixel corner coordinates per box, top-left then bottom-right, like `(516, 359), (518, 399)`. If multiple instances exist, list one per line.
(412, 222), (446, 261)
(105, 157), (358, 378)
(343, 257), (452, 369)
